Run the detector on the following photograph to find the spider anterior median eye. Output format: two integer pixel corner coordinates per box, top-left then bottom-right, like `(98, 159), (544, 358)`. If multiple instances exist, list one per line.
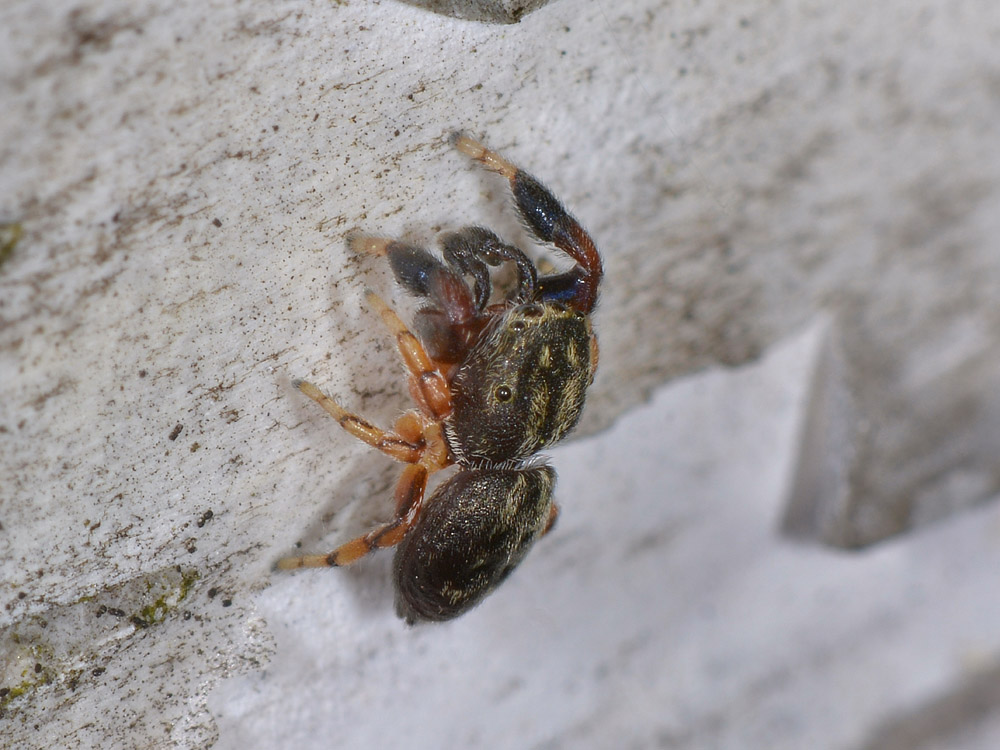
(495, 385), (513, 402)
(511, 321), (526, 331)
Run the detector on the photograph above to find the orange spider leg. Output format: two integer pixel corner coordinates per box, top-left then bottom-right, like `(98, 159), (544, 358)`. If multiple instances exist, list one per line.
(452, 133), (520, 180)
(346, 233), (394, 258)
(392, 410), (426, 445)
(294, 380), (422, 463)
(363, 290), (452, 421)
(279, 312), (454, 571)
(276, 464), (430, 569)
(276, 420), (452, 569)
(541, 501), (560, 537)
(588, 330), (600, 382)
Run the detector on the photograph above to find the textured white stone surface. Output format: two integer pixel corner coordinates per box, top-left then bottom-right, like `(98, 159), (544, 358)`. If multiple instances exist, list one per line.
(211, 329), (822, 750)
(2, 0), (999, 747)
(210, 327), (1000, 750)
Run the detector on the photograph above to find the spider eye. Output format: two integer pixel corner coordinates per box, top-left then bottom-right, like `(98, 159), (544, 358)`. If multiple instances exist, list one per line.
(511, 320), (526, 331)
(494, 385), (513, 402)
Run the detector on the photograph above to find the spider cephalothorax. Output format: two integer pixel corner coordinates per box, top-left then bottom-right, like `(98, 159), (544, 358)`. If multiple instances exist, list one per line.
(278, 134), (603, 624)
(445, 301), (596, 466)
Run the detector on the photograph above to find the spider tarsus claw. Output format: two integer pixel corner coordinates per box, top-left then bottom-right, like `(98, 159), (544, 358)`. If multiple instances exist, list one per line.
(295, 381), (325, 403)
(294, 379), (320, 397)
(347, 232), (390, 257)
(454, 134), (517, 179)
(452, 132), (484, 159)
(344, 227), (364, 251)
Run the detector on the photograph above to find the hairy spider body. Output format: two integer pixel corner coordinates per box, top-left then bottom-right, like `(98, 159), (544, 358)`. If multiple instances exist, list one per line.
(393, 465), (556, 623)
(277, 134), (602, 624)
(446, 301), (595, 466)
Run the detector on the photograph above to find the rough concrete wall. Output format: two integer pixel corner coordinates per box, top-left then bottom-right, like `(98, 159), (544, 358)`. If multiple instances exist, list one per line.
(1, 0), (999, 747)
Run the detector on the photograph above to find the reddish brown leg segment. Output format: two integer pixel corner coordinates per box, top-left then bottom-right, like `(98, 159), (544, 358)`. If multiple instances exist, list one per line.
(364, 291), (453, 421)
(541, 501), (560, 536)
(276, 464), (430, 569)
(294, 380), (423, 463)
(277, 384), (453, 571)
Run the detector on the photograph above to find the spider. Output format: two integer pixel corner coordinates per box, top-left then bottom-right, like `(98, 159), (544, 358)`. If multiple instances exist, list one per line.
(277, 134), (603, 623)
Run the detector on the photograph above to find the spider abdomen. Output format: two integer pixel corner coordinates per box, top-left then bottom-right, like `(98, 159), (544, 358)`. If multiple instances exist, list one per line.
(393, 465), (555, 623)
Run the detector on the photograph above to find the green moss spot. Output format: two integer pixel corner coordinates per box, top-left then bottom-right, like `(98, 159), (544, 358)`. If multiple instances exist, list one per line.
(133, 569), (200, 628)
(0, 222), (22, 268)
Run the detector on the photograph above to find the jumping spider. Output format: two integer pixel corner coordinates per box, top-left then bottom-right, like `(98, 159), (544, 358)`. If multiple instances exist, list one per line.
(278, 134), (603, 623)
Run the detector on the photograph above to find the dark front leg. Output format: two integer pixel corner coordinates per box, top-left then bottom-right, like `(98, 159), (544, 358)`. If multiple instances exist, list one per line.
(440, 226), (538, 307)
(453, 134), (603, 313)
(349, 233), (485, 364)
(381, 240), (478, 324)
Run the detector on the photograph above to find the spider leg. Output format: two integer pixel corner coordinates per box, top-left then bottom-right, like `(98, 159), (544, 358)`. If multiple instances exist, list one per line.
(440, 226), (537, 305)
(276, 463), (430, 568)
(276, 414), (450, 570)
(349, 234), (477, 321)
(294, 380), (424, 462)
(541, 500), (560, 536)
(453, 133), (603, 314)
(349, 233), (482, 365)
(363, 291), (453, 420)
